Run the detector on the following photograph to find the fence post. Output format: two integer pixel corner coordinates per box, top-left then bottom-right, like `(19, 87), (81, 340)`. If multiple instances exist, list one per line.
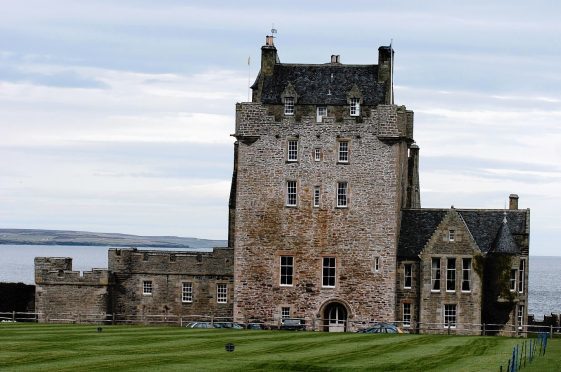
(12, 311), (15, 322)
(550, 325), (553, 339)
(483, 323), (485, 336)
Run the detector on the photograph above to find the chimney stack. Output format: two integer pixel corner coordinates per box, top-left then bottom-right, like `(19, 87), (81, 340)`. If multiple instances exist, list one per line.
(509, 194), (519, 210)
(265, 35), (274, 46)
(330, 55), (340, 63)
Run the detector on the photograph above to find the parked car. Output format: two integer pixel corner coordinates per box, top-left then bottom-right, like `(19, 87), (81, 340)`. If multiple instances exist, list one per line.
(356, 322), (403, 334)
(186, 322), (216, 329)
(280, 318), (306, 331)
(246, 321), (266, 330)
(214, 322), (244, 329)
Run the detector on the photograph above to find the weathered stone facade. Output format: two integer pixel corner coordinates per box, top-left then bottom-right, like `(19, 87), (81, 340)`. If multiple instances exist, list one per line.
(35, 36), (530, 333)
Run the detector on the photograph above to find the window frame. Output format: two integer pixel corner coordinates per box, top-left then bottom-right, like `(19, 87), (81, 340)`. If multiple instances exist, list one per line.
(404, 264), (412, 289)
(284, 97), (294, 116)
(510, 269), (517, 292)
(287, 139), (298, 162)
(518, 259), (526, 293)
(316, 106), (327, 122)
(448, 229), (456, 242)
(446, 258), (456, 292)
(182, 282), (193, 303)
(313, 186), (320, 208)
(280, 256), (294, 286)
(336, 181), (348, 208)
(286, 180), (297, 207)
(518, 305), (524, 329)
(143, 280), (153, 296)
(350, 98), (360, 116)
(403, 303), (411, 328)
(281, 306), (291, 319)
(431, 258), (441, 292)
(338, 141), (349, 163)
(374, 257), (380, 272)
(314, 148), (321, 162)
(217, 283), (228, 304)
(461, 258), (471, 292)
(444, 304), (457, 329)
(322, 256), (336, 288)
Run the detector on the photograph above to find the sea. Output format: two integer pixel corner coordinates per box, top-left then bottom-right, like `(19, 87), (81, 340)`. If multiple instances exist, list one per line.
(1, 245), (559, 320)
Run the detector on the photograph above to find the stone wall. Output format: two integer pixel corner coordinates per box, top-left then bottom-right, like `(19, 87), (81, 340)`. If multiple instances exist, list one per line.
(233, 102), (414, 325)
(34, 257), (112, 322)
(108, 248), (234, 319)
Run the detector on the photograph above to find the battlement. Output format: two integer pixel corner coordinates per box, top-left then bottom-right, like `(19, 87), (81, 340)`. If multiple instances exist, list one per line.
(108, 247), (233, 276)
(35, 257), (112, 285)
(235, 102), (413, 142)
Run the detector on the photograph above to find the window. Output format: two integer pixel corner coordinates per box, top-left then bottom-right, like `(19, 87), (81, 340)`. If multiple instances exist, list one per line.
(286, 181), (297, 206)
(182, 282), (193, 303)
(337, 182), (348, 207)
(403, 303), (411, 328)
(404, 264), (412, 289)
(287, 140), (298, 162)
(518, 305), (524, 329)
(338, 141), (349, 163)
(461, 258), (471, 292)
(374, 257), (380, 272)
(314, 148), (321, 162)
(284, 97), (294, 115)
(143, 280), (153, 295)
(444, 304), (457, 328)
(280, 256), (294, 286)
(316, 106), (327, 122)
(350, 98), (360, 116)
(217, 283), (228, 303)
(446, 258), (456, 292)
(431, 258), (441, 291)
(322, 257), (336, 287)
(313, 186), (320, 208)
(510, 269), (517, 292)
(518, 259), (525, 293)
(448, 229), (455, 242)
(281, 307), (290, 319)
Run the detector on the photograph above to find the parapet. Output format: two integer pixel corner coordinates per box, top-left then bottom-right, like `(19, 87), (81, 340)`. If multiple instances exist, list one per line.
(108, 247), (233, 276)
(34, 257), (112, 286)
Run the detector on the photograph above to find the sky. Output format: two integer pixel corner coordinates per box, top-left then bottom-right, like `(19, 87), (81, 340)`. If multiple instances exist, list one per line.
(1, 0), (560, 255)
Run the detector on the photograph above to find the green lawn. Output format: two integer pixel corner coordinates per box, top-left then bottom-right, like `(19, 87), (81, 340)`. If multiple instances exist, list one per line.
(0, 324), (559, 371)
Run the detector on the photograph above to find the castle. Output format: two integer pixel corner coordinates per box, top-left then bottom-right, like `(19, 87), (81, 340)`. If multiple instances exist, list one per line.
(35, 36), (529, 333)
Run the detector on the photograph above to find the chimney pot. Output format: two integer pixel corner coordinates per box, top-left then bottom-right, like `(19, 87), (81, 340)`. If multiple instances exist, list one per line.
(330, 55), (340, 63)
(265, 35), (274, 46)
(509, 194), (519, 210)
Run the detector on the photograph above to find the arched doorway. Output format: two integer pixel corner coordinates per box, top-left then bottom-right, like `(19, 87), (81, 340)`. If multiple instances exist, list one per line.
(323, 301), (348, 332)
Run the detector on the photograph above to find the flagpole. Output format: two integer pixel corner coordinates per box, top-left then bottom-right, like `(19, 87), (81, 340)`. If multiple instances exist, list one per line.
(247, 56), (251, 102)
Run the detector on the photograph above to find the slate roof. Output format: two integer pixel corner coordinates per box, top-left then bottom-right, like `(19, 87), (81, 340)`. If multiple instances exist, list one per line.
(398, 209), (528, 258)
(491, 218), (519, 254)
(257, 64), (386, 105)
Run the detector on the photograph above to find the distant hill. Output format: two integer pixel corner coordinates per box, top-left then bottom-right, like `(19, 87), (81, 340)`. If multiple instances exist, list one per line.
(0, 229), (227, 249)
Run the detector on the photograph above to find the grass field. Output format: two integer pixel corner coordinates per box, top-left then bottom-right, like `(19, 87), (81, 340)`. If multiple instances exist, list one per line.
(0, 324), (559, 371)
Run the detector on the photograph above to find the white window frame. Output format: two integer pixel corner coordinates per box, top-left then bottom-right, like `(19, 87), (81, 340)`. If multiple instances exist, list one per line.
(374, 257), (380, 272)
(444, 304), (457, 329)
(143, 280), (153, 295)
(518, 259), (525, 293)
(350, 98), (360, 116)
(510, 269), (517, 292)
(281, 306), (291, 319)
(286, 180), (297, 207)
(446, 258), (456, 292)
(431, 258), (441, 292)
(404, 264), (412, 289)
(322, 257), (336, 288)
(337, 181), (348, 208)
(314, 148), (321, 162)
(403, 303), (411, 328)
(518, 305), (524, 330)
(316, 106), (327, 122)
(461, 258), (471, 292)
(280, 256), (294, 286)
(284, 97), (294, 115)
(338, 141), (349, 163)
(287, 140), (298, 162)
(313, 186), (320, 208)
(182, 282), (193, 303)
(217, 283), (228, 304)
(448, 229), (455, 242)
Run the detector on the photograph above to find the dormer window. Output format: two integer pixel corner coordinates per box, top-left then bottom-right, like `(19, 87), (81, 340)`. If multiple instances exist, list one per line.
(284, 97), (294, 115)
(317, 106), (327, 122)
(350, 98), (360, 116)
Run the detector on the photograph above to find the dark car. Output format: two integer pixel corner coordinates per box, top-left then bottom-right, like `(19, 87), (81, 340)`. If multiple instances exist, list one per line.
(356, 322), (403, 334)
(280, 318), (306, 331)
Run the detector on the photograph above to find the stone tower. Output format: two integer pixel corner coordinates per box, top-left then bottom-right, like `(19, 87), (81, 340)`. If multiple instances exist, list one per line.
(229, 36), (418, 330)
